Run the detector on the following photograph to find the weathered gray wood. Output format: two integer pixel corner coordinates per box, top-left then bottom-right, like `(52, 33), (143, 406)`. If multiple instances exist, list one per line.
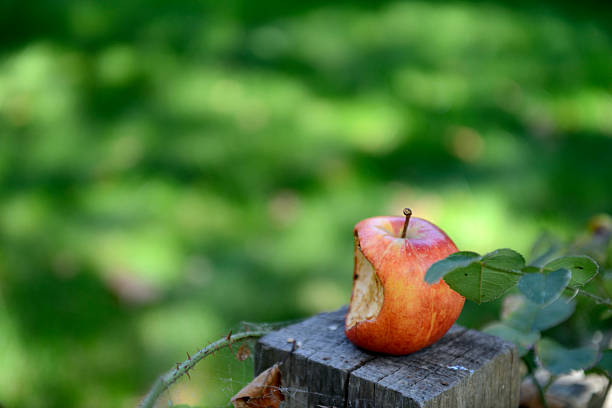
(255, 306), (520, 408)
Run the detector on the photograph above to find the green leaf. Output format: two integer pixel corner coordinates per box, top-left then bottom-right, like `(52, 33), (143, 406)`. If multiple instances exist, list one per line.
(528, 298), (575, 332)
(425, 251), (480, 284)
(544, 255), (599, 286)
(425, 248), (526, 303)
(596, 349), (612, 376)
(482, 248), (525, 271)
(504, 297), (575, 333)
(517, 269), (570, 305)
(444, 262), (521, 304)
(483, 322), (540, 356)
(528, 233), (562, 267)
(538, 338), (598, 375)
(521, 265), (540, 274)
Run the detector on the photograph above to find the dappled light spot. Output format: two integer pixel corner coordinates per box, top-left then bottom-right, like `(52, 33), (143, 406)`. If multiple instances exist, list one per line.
(267, 190), (301, 228)
(96, 45), (139, 86)
(447, 126), (485, 163)
(297, 279), (346, 314)
(105, 273), (160, 306)
(386, 184), (444, 224)
(249, 26), (290, 60)
(393, 68), (469, 111)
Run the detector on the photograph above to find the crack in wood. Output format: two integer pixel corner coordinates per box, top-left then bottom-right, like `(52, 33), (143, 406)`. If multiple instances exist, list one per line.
(342, 356), (377, 408)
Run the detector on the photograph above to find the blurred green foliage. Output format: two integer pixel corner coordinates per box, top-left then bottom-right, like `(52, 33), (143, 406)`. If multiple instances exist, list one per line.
(0, 0), (611, 406)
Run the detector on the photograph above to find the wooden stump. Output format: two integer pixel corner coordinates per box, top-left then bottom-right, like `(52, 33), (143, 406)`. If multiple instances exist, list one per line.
(254, 306), (520, 408)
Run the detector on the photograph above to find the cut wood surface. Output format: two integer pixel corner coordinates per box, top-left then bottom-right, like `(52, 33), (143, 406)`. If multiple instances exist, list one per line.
(255, 306), (520, 408)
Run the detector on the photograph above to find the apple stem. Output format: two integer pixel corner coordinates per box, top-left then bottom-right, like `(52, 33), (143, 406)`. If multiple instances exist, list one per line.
(401, 208), (412, 238)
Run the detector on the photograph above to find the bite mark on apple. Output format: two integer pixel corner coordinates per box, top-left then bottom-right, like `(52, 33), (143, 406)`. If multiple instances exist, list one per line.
(346, 243), (383, 329)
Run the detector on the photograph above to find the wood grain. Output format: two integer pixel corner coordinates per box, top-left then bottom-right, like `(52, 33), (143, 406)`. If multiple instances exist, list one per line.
(255, 306), (520, 408)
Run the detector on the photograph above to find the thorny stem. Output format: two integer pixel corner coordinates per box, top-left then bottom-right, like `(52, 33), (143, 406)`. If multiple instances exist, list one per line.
(139, 330), (269, 408)
(478, 264), (612, 308)
(401, 208), (412, 239)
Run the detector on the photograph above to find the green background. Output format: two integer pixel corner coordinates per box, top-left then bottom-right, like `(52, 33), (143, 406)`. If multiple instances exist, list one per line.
(0, 0), (611, 406)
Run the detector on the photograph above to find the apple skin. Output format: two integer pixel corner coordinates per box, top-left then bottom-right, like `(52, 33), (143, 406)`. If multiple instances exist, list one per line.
(345, 215), (464, 355)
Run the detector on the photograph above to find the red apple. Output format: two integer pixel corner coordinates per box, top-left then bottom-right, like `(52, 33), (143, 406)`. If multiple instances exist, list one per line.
(345, 209), (464, 355)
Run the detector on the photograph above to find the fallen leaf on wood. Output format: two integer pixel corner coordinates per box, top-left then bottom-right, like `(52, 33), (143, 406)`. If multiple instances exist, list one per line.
(231, 363), (284, 408)
(235, 344), (251, 361)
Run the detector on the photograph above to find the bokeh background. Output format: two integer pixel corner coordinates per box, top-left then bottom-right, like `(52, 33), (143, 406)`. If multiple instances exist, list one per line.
(1, 0), (611, 406)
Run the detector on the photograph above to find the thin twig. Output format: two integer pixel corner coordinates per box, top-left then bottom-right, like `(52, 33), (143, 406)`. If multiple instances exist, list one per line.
(523, 353), (549, 408)
(531, 374), (549, 408)
(139, 330), (269, 408)
(565, 285), (612, 307)
(542, 375), (557, 393)
(595, 275), (612, 300)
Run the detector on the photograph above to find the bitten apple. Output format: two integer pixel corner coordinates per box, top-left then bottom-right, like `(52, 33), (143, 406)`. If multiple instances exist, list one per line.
(345, 208), (464, 355)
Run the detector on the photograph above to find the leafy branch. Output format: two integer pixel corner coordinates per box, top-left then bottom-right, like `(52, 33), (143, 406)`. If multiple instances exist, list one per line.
(425, 249), (610, 307)
(139, 330), (270, 408)
(426, 248), (611, 408)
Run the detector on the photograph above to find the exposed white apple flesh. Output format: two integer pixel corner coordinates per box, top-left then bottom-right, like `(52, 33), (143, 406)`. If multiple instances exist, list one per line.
(346, 239), (383, 329)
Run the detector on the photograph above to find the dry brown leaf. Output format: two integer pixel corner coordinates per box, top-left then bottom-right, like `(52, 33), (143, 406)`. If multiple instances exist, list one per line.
(230, 363), (284, 408)
(235, 344), (251, 361)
